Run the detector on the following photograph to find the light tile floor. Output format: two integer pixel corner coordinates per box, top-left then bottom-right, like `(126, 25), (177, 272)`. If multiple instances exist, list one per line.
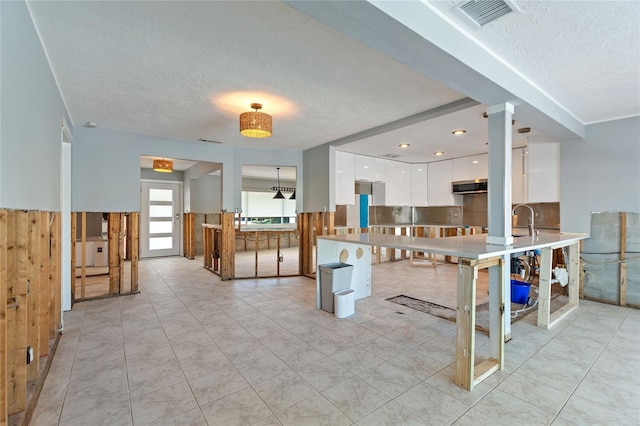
(31, 257), (640, 425)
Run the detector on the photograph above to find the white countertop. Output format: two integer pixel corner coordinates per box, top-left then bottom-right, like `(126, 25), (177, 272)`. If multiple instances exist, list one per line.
(317, 231), (588, 260)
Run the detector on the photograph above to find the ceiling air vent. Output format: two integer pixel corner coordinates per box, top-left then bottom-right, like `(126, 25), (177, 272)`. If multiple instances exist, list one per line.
(198, 138), (223, 144)
(381, 153), (401, 159)
(456, 0), (519, 28)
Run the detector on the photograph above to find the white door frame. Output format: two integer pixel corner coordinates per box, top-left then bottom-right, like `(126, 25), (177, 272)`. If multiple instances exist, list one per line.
(61, 118), (72, 317)
(140, 179), (183, 258)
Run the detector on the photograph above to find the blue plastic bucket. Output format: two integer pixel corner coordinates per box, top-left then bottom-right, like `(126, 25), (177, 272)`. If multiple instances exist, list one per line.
(510, 280), (531, 304)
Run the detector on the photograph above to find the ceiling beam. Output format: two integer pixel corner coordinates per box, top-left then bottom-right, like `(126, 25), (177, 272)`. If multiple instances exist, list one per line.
(285, 0), (585, 141)
(329, 97), (479, 147)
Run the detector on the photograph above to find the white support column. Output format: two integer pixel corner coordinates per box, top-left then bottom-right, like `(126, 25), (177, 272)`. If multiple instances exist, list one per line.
(486, 102), (514, 246)
(486, 103), (514, 339)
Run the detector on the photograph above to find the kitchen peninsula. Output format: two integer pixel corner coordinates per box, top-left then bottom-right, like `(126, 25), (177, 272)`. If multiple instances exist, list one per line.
(317, 231), (588, 390)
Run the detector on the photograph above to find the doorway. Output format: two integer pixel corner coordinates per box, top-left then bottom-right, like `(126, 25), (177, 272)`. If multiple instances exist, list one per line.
(141, 181), (182, 258)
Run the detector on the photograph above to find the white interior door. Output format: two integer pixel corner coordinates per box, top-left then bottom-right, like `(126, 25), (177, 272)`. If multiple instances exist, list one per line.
(141, 181), (182, 258)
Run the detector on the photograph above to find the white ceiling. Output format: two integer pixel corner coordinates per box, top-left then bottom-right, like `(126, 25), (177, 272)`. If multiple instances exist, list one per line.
(28, 0), (639, 164)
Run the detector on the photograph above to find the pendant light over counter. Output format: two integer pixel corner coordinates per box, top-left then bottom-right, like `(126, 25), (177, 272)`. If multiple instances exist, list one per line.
(271, 167), (295, 199)
(240, 103), (272, 138)
(273, 167), (285, 199)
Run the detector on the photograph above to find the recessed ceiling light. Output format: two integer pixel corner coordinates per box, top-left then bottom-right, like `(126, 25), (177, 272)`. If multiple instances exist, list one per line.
(452, 129), (466, 135)
(399, 143), (410, 148)
(82, 121), (98, 128)
(472, 160), (479, 164)
(434, 151), (444, 156)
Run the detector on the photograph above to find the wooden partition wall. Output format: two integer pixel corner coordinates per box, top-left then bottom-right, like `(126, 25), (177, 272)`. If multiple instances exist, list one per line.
(183, 212), (195, 260)
(71, 212), (139, 302)
(202, 213), (235, 280)
(0, 209), (62, 424)
(298, 212), (335, 278)
(184, 213), (223, 260)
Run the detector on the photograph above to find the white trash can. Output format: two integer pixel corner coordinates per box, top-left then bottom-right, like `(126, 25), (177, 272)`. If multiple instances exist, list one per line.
(334, 289), (355, 319)
(319, 263), (353, 313)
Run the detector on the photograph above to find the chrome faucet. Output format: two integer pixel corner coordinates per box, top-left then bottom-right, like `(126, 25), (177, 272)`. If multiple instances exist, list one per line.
(512, 204), (535, 237)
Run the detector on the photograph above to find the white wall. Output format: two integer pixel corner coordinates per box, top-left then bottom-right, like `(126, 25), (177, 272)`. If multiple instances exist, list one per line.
(73, 127), (302, 213)
(183, 162), (221, 213)
(0, 0), (71, 210)
(560, 117), (640, 233)
(190, 174), (222, 213)
(303, 144), (333, 212)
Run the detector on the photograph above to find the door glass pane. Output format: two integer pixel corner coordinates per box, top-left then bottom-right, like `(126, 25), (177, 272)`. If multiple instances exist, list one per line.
(150, 205), (173, 218)
(150, 189), (173, 202)
(149, 237), (173, 250)
(149, 221), (172, 234)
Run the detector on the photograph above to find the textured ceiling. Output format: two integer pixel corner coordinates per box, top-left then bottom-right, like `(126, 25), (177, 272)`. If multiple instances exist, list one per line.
(430, 0), (640, 124)
(28, 0), (639, 163)
(28, 0), (462, 150)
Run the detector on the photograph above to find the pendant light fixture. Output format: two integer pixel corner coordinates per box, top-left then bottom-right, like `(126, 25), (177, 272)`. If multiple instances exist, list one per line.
(153, 158), (173, 173)
(240, 103), (272, 138)
(289, 191), (296, 200)
(273, 168), (285, 199)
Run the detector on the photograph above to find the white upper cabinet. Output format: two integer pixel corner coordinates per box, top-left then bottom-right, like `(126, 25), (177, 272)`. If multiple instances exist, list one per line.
(397, 162), (411, 205)
(427, 159), (455, 206)
(410, 164), (428, 206)
(469, 154), (488, 180)
(371, 157), (386, 182)
(355, 155), (386, 182)
(527, 142), (559, 202)
(384, 160), (411, 206)
(452, 157), (470, 182)
(512, 148), (525, 204)
(335, 151), (355, 205)
(354, 154), (373, 181)
(452, 154), (488, 182)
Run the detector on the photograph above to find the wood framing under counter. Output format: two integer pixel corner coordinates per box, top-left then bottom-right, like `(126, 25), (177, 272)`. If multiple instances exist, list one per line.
(316, 231), (588, 391)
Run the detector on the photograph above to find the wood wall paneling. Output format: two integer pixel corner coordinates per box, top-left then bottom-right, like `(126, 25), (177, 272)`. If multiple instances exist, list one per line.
(26, 211), (40, 381)
(108, 213), (121, 294)
(0, 210), (8, 425)
(39, 212), (50, 358)
(130, 213), (139, 293)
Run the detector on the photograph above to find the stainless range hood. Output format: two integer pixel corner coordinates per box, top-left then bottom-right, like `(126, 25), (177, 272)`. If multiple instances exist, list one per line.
(452, 179), (488, 194)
